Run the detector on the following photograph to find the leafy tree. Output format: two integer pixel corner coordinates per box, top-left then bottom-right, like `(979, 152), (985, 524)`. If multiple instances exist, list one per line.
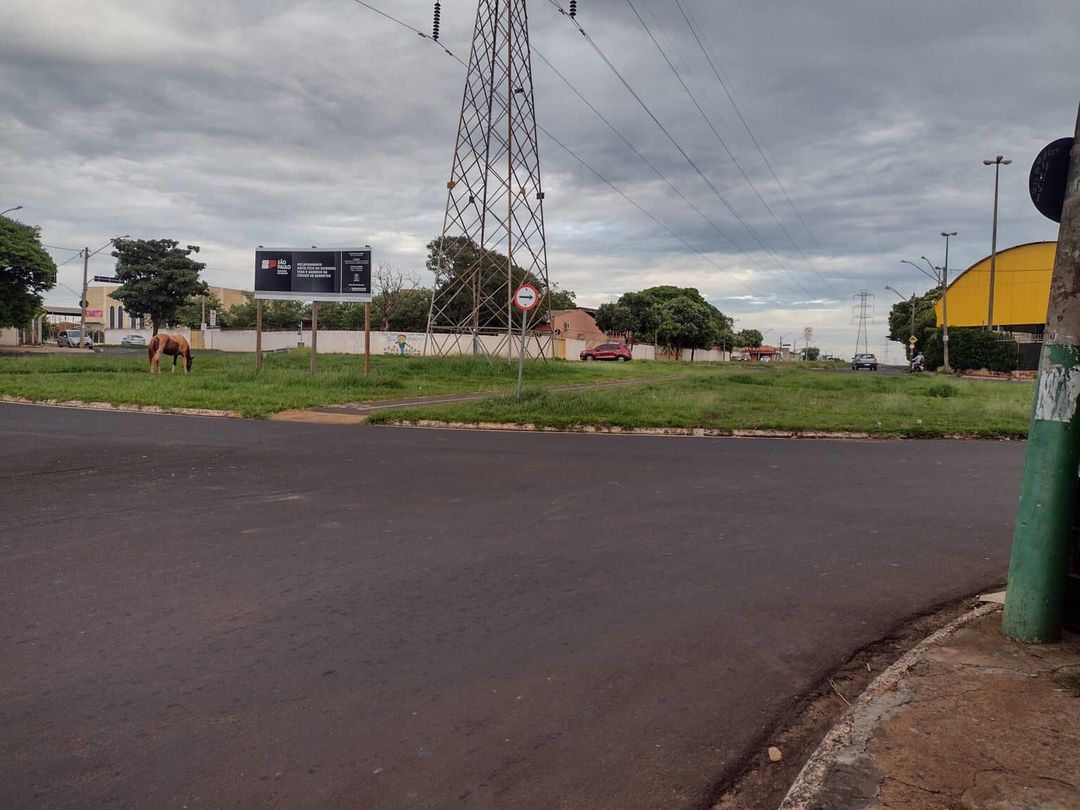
(804, 346), (821, 361)
(734, 329), (764, 348)
(887, 286), (941, 359)
(110, 238), (209, 334)
(596, 286), (730, 349)
(548, 283), (576, 311)
(655, 296), (722, 358)
(923, 328), (1017, 373)
(426, 236), (573, 328)
(218, 294), (303, 331)
(0, 215), (56, 329)
(174, 293), (223, 330)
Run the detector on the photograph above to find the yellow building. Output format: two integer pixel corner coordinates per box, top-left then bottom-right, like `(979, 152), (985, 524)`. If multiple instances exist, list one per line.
(85, 284), (250, 331)
(934, 241), (1056, 331)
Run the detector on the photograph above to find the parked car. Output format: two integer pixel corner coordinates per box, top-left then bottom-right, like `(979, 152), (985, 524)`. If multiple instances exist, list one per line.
(121, 334), (147, 348)
(580, 342), (632, 362)
(56, 329), (94, 349)
(852, 353), (878, 371)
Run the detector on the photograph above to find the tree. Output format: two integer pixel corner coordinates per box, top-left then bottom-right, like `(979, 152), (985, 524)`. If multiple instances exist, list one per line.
(803, 346), (821, 361)
(426, 236), (573, 328)
(373, 264), (425, 330)
(0, 215), (56, 329)
(734, 329), (764, 348)
(174, 293), (223, 330)
(548, 283), (576, 311)
(887, 286), (941, 359)
(654, 296), (722, 359)
(110, 239), (209, 334)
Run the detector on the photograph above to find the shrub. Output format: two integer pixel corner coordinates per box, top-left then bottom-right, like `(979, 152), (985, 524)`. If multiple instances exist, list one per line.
(923, 328), (1017, 373)
(926, 383), (957, 398)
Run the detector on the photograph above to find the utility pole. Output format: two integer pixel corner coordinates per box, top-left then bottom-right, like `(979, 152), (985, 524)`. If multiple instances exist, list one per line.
(1002, 104), (1080, 642)
(940, 232), (956, 373)
(79, 247), (89, 348)
(984, 155), (1011, 329)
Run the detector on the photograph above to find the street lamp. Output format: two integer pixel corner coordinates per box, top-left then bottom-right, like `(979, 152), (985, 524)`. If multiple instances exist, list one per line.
(939, 232), (957, 373)
(1, 205), (23, 217)
(983, 155), (1011, 330)
(885, 285), (917, 360)
(80, 234), (131, 346)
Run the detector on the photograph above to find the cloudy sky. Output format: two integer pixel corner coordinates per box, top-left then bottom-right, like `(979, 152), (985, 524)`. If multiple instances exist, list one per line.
(2, 0), (1076, 356)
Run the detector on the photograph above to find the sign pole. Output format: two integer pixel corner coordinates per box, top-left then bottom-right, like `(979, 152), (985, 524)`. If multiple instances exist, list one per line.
(516, 305), (528, 396)
(364, 302), (371, 376)
(1002, 102), (1080, 642)
(255, 299), (263, 370)
(310, 300), (318, 375)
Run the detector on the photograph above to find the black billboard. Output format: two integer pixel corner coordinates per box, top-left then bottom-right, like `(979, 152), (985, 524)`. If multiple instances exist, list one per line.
(254, 248), (372, 301)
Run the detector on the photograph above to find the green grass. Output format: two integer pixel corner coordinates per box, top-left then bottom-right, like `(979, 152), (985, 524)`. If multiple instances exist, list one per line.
(0, 350), (711, 418)
(368, 366), (1036, 438)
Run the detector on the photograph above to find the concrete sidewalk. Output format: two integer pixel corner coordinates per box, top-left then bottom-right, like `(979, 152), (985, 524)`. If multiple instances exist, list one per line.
(781, 602), (1080, 808)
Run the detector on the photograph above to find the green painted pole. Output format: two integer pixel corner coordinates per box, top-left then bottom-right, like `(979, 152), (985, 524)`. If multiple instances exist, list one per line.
(1002, 103), (1080, 642)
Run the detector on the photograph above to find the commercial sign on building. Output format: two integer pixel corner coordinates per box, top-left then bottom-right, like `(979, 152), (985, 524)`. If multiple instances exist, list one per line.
(254, 247), (372, 302)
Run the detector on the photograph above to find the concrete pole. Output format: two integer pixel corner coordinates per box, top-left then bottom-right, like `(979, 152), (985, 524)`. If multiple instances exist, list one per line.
(1002, 102), (1080, 642)
(79, 247), (89, 348)
(985, 155), (1011, 330)
(941, 234), (955, 373)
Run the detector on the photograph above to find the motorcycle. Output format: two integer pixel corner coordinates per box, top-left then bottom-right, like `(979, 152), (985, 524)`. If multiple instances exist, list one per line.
(909, 356), (925, 373)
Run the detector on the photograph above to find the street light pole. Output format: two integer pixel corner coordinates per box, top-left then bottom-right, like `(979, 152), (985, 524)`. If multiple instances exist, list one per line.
(939, 232), (956, 372)
(983, 155), (1011, 330)
(1, 205), (23, 217)
(886, 285), (917, 361)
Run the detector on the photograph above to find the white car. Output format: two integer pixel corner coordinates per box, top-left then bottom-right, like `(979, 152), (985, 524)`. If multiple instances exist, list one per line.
(121, 334), (147, 347)
(56, 329), (94, 349)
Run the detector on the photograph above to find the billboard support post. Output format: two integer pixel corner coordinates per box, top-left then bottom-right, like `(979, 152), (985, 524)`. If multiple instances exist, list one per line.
(364, 302), (371, 376)
(255, 299), (263, 370)
(310, 301), (318, 376)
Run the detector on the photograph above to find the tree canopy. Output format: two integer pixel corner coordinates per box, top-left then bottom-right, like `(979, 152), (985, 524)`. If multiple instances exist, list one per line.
(110, 238), (209, 334)
(887, 286), (941, 358)
(595, 286), (733, 352)
(426, 236), (573, 328)
(734, 329), (764, 348)
(0, 215), (56, 329)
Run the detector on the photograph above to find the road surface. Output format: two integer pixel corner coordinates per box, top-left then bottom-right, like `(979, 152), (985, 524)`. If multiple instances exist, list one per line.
(0, 404), (1025, 808)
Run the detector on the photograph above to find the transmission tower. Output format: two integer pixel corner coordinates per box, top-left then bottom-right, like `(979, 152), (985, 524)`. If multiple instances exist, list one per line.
(852, 290), (874, 357)
(425, 0), (553, 359)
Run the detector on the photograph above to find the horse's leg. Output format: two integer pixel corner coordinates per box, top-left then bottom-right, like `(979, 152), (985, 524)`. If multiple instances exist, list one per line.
(152, 346), (165, 374)
(171, 353), (178, 373)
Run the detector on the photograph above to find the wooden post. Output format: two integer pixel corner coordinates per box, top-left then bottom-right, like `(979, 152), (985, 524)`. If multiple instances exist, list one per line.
(255, 299), (263, 370)
(310, 300), (318, 375)
(364, 302), (371, 376)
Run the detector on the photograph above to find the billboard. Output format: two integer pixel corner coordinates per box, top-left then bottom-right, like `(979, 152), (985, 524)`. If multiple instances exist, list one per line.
(254, 247), (372, 302)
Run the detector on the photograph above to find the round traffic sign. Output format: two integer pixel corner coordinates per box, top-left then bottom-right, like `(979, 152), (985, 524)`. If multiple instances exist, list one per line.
(513, 284), (539, 311)
(1029, 137), (1073, 223)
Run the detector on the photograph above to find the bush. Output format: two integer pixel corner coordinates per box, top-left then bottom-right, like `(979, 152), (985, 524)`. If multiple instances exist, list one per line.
(923, 328), (1017, 373)
(926, 383), (957, 398)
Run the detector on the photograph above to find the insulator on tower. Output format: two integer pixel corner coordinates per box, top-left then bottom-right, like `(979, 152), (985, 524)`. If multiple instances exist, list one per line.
(432, 2), (441, 41)
(569, 1), (577, 19)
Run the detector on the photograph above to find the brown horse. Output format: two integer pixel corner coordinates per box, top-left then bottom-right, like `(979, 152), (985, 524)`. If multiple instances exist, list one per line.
(148, 334), (193, 373)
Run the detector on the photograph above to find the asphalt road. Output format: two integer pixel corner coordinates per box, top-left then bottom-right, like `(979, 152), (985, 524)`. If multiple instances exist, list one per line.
(0, 404), (1025, 809)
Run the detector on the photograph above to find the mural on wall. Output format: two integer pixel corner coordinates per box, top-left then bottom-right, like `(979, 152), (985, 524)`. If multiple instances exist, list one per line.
(383, 333), (422, 356)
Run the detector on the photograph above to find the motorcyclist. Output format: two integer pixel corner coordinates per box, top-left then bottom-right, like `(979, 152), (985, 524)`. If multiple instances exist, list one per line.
(910, 352), (925, 372)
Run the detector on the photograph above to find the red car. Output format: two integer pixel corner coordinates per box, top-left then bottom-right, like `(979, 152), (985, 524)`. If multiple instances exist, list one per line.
(580, 342), (632, 362)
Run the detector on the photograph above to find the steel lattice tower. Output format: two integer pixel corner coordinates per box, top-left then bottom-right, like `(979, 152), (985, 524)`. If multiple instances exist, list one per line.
(425, 0), (552, 358)
(852, 290), (874, 357)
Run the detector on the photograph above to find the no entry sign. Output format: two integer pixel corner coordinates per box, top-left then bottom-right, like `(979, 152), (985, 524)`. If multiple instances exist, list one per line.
(513, 284), (539, 311)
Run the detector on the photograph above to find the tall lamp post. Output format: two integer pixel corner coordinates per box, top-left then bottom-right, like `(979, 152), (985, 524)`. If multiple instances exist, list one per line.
(983, 155), (1011, 330)
(79, 235), (130, 348)
(937, 232), (956, 373)
(885, 285), (916, 360)
(900, 253), (952, 372)
(1, 205), (23, 217)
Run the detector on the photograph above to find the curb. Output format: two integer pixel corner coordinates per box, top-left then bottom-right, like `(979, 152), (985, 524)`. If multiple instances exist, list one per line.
(0, 395), (239, 419)
(778, 601), (1002, 809)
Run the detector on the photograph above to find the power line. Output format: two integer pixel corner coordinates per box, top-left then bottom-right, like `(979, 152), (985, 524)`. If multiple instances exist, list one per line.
(543, 0), (816, 297)
(623, 0), (838, 297)
(673, 0), (823, 253)
(345, 0), (783, 303)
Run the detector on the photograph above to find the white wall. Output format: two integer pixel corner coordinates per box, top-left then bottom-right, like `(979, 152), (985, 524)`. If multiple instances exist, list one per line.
(0, 327), (20, 347)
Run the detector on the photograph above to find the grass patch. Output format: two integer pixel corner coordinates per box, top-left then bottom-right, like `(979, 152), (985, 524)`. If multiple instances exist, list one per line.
(369, 367), (1035, 438)
(0, 350), (713, 418)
